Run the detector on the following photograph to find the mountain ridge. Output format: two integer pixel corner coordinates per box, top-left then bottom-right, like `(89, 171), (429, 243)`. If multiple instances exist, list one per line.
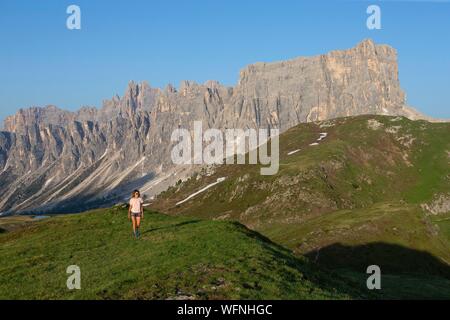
(5, 39), (444, 133)
(0, 39), (444, 215)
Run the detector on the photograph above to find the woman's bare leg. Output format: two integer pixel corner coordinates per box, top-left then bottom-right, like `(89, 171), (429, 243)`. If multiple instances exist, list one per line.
(136, 216), (141, 229)
(131, 216), (137, 235)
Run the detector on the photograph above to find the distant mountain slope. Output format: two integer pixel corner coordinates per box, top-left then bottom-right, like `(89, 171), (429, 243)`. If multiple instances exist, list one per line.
(153, 115), (449, 223)
(0, 208), (367, 300)
(151, 115), (450, 298)
(0, 39), (438, 215)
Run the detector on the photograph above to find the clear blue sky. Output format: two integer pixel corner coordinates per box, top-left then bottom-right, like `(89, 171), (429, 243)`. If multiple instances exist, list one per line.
(0, 0), (449, 124)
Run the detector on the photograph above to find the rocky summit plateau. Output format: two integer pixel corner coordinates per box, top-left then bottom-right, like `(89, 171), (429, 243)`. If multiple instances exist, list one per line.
(0, 39), (436, 215)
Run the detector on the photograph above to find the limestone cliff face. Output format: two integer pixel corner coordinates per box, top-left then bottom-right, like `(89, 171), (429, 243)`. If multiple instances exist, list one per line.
(232, 39), (406, 131)
(0, 39), (427, 214)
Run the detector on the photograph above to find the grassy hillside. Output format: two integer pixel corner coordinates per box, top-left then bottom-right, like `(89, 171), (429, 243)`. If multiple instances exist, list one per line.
(151, 115), (450, 299)
(153, 116), (449, 221)
(0, 208), (368, 300)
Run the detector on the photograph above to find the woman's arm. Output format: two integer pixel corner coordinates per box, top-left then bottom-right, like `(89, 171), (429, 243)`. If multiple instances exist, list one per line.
(128, 202), (131, 220)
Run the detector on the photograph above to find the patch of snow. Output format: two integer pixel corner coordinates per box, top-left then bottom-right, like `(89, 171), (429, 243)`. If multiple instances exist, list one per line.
(309, 143), (319, 146)
(176, 177), (226, 206)
(287, 149), (301, 156)
(317, 132), (328, 141)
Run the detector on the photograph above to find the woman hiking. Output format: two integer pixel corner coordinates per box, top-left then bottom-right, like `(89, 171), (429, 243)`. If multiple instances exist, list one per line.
(128, 190), (144, 238)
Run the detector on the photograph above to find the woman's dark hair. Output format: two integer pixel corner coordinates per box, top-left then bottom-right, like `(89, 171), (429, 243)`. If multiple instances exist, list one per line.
(132, 190), (140, 197)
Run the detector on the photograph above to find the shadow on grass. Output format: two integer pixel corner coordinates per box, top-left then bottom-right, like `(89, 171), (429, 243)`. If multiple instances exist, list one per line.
(227, 222), (450, 299)
(227, 222), (373, 299)
(304, 242), (450, 280)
